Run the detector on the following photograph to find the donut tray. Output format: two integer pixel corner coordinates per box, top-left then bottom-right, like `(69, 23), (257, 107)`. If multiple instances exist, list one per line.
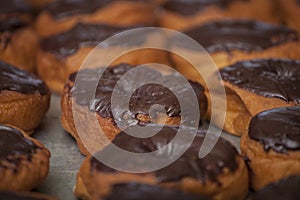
(33, 94), (240, 200)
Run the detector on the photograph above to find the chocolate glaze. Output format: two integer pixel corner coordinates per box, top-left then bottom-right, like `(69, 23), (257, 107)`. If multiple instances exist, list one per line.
(162, 0), (247, 15)
(0, 0), (32, 14)
(0, 17), (28, 32)
(0, 125), (38, 164)
(0, 61), (49, 95)
(91, 125), (238, 184)
(45, 0), (149, 20)
(41, 23), (146, 57)
(220, 59), (300, 104)
(70, 63), (207, 127)
(249, 175), (300, 200)
(249, 106), (300, 153)
(176, 20), (298, 53)
(0, 192), (46, 200)
(105, 182), (210, 200)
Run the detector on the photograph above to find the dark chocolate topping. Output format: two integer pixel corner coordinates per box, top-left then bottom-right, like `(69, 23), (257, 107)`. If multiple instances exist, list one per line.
(70, 63), (207, 127)
(41, 23), (146, 57)
(0, 17), (28, 33)
(0, 0), (32, 14)
(91, 125), (238, 184)
(249, 175), (300, 200)
(176, 20), (298, 53)
(249, 106), (300, 153)
(0, 192), (46, 200)
(162, 0), (247, 15)
(0, 125), (38, 163)
(105, 182), (210, 200)
(45, 0), (148, 20)
(221, 59), (300, 103)
(0, 61), (49, 95)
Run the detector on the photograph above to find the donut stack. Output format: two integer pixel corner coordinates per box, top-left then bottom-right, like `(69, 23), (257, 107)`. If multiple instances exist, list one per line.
(0, 0), (300, 199)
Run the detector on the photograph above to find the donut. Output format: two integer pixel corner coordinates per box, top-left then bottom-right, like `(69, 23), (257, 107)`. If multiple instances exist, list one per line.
(37, 23), (171, 93)
(61, 63), (208, 155)
(169, 20), (300, 84)
(0, 124), (50, 191)
(212, 59), (300, 136)
(247, 175), (300, 200)
(0, 61), (50, 133)
(76, 182), (211, 200)
(157, 0), (279, 31)
(75, 125), (248, 200)
(0, 3), (38, 72)
(241, 106), (300, 190)
(35, 0), (156, 37)
(0, 191), (56, 200)
(279, 0), (300, 34)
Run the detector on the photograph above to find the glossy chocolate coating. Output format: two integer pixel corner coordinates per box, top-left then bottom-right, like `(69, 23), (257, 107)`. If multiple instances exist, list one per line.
(70, 63), (207, 126)
(0, 125), (38, 163)
(249, 106), (300, 153)
(0, 192), (46, 200)
(91, 125), (238, 184)
(105, 182), (210, 200)
(0, 17), (28, 32)
(45, 0), (148, 19)
(162, 0), (247, 15)
(41, 23), (146, 57)
(176, 20), (298, 53)
(0, 61), (48, 95)
(221, 59), (300, 104)
(249, 175), (300, 200)
(0, 0), (32, 14)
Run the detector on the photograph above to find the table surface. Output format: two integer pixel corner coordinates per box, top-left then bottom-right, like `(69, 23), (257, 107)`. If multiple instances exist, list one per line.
(33, 94), (240, 200)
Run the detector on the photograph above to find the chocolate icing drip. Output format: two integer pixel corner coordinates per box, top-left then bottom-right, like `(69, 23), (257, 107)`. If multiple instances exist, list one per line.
(0, 125), (38, 164)
(70, 64), (207, 126)
(220, 59), (300, 103)
(0, 192), (46, 200)
(0, 61), (49, 95)
(0, 0), (32, 14)
(249, 106), (300, 153)
(41, 23), (145, 57)
(249, 175), (300, 200)
(105, 182), (210, 200)
(91, 125), (238, 184)
(176, 20), (298, 53)
(162, 0), (247, 15)
(0, 17), (28, 32)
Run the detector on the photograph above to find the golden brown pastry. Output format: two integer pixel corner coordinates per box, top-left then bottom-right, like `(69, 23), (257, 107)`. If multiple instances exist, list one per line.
(35, 0), (156, 37)
(213, 59), (300, 136)
(279, 0), (300, 34)
(37, 23), (170, 93)
(169, 20), (300, 84)
(241, 106), (300, 190)
(0, 124), (50, 191)
(0, 191), (56, 200)
(0, 61), (50, 133)
(157, 0), (280, 31)
(61, 63), (208, 155)
(75, 125), (248, 200)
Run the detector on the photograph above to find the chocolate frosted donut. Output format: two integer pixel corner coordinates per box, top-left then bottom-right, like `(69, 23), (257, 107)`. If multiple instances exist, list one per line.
(36, 0), (156, 36)
(0, 191), (56, 200)
(248, 175), (300, 200)
(37, 23), (170, 93)
(0, 5), (38, 72)
(61, 63), (207, 155)
(241, 106), (300, 190)
(0, 124), (50, 191)
(158, 0), (279, 30)
(75, 125), (248, 200)
(0, 61), (50, 133)
(98, 182), (210, 200)
(169, 20), (300, 86)
(210, 59), (300, 136)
